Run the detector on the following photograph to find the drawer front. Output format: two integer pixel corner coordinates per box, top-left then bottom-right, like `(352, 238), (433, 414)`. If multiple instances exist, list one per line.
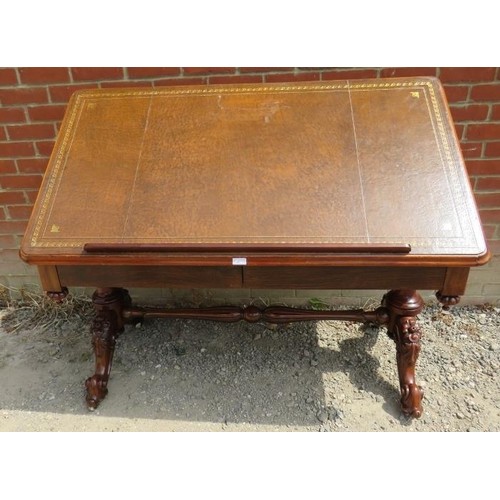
(58, 265), (243, 289)
(58, 265), (448, 291)
(243, 266), (447, 290)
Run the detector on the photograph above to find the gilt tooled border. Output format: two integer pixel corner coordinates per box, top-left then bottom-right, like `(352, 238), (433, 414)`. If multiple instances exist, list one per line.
(31, 92), (85, 248)
(30, 80), (476, 250)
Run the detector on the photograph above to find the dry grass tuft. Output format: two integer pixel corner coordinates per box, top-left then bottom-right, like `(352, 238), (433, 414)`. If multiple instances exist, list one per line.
(0, 285), (93, 336)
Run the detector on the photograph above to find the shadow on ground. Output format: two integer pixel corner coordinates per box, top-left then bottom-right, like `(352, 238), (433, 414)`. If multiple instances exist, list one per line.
(0, 314), (403, 427)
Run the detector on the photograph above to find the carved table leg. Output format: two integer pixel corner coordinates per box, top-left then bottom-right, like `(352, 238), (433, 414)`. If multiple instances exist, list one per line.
(85, 287), (130, 410)
(383, 289), (424, 418)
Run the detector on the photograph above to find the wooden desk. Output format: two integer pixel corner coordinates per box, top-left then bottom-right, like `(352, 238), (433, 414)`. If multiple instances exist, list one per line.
(20, 78), (489, 418)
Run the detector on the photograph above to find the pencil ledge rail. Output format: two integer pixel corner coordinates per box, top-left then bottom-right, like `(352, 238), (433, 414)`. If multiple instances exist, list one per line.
(83, 243), (412, 254)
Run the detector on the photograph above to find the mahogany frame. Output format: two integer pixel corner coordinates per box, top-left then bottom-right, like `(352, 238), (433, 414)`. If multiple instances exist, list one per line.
(38, 260), (473, 418)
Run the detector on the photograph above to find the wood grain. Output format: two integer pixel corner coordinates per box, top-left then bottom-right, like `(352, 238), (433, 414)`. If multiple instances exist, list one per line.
(242, 266), (447, 290)
(56, 264), (447, 291)
(57, 265), (242, 288)
(37, 265), (63, 291)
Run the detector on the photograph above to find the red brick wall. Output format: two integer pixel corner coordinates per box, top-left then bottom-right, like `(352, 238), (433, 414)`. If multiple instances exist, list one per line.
(1, 68), (499, 299)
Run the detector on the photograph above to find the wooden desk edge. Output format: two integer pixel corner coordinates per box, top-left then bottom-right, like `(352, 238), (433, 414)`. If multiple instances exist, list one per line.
(20, 247), (491, 268)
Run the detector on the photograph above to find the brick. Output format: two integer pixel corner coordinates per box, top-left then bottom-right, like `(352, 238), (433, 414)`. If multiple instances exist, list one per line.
(297, 67), (340, 71)
(0, 174), (42, 189)
(321, 69), (378, 80)
(28, 105), (67, 122)
(492, 105), (500, 121)
(329, 297), (364, 307)
(100, 81), (153, 89)
(183, 67), (235, 75)
(485, 142), (500, 157)
(0, 107), (26, 123)
(16, 158), (49, 173)
(0, 159), (17, 173)
(460, 142), (483, 158)
(449, 104), (489, 122)
(479, 209), (500, 223)
(475, 192), (500, 208)
(0, 68), (17, 85)
(467, 123), (500, 140)
(0, 141), (35, 157)
(49, 83), (97, 103)
(440, 67), (496, 82)
(0, 234), (16, 248)
(71, 67), (124, 81)
(294, 289), (341, 298)
(0, 191), (26, 204)
(208, 75), (263, 85)
(443, 85), (469, 103)
(476, 177), (500, 191)
(35, 141), (55, 156)
(485, 240), (500, 254)
(0, 207), (4, 219)
(462, 282), (486, 296)
(483, 284), (500, 295)
(460, 293), (487, 305)
(18, 67), (70, 84)
(0, 220), (28, 234)
(127, 67), (181, 78)
(0, 249), (25, 262)
(7, 205), (33, 220)
(239, 67), (293, 73)
(481, 224), (497, 239)
(465, 159), (500, 175)
(265, 72), (321, 83)
(470, 84), (500, 101)
(0, 87), (48, 105)
(7, 123), (55, 140)
(153, 78), (205, 87)
(2, 265), (39, 281)
(380, 67), (437, 78)
(25, 190), (40, 203)
(0, 126), (5, 140)
(454, 124), (464, 140)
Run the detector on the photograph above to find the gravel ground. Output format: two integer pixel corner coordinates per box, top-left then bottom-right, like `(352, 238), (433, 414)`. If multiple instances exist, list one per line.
(0, 299), (499, 431)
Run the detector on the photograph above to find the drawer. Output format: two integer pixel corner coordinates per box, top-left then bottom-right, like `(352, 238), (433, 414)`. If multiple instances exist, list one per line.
(58, 265), (243, 289)
(243, 266), (447, 290)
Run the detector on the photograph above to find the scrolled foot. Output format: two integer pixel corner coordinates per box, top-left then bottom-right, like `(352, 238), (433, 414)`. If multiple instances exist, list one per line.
(401, 383), (424, 418)
(85, 375), (109, 410)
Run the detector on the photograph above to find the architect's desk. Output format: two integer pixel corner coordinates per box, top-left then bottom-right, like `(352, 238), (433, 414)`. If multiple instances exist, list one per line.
(20, 78), (489, 417)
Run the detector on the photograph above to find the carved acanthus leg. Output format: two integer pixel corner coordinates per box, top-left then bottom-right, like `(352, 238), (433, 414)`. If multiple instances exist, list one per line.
(383, 289), (424, 418)
(85, 287), (130, 410)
